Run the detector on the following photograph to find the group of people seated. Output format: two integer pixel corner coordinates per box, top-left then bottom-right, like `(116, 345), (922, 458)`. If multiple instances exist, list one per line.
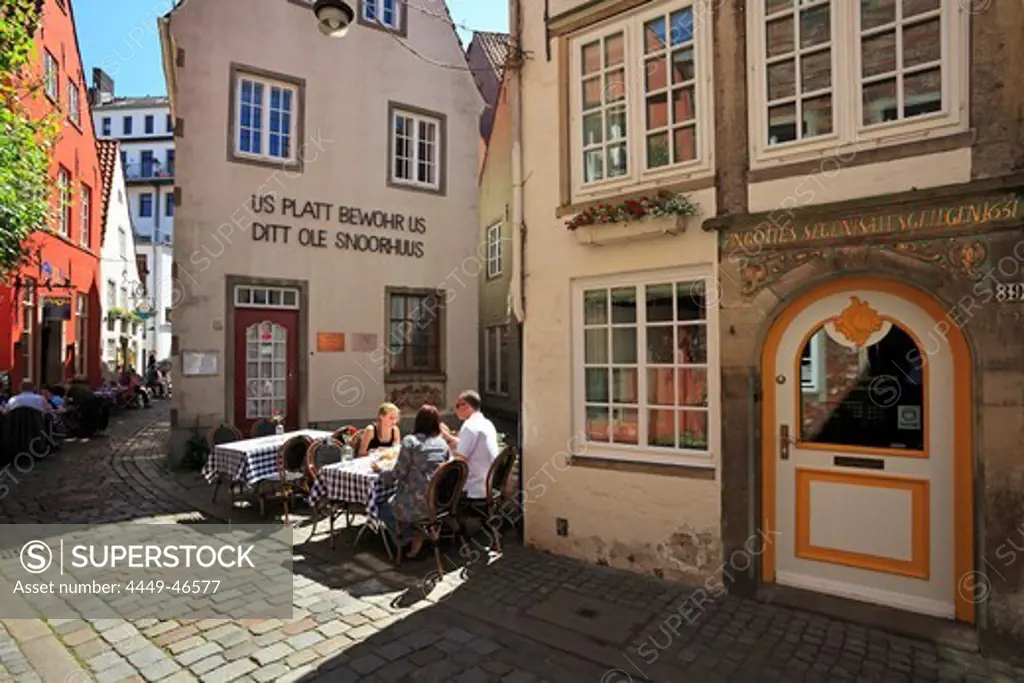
(3, 376), (105, 439)
(356, 391), (501, 560)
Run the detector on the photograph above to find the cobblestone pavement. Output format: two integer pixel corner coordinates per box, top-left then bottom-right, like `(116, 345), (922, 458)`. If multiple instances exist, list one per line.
(1, 405), (1023, 683)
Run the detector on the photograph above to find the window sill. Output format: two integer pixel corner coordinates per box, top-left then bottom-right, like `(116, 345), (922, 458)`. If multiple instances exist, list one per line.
(557, 174), (715, 219)
(228, 152), (302, 173)
(387, 179), (445, 197)
(568, 451), (717, 480)
(385, 372), (447, 383)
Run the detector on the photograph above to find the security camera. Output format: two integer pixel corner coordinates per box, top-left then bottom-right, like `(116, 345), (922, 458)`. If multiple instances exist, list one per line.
(313, 0), (355, 38)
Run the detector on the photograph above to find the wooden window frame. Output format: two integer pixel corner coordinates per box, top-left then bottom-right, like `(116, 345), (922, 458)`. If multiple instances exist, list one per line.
(746, 0), (969, 170)
(486, 222), (503, 279)
(386, 288), (444, 376)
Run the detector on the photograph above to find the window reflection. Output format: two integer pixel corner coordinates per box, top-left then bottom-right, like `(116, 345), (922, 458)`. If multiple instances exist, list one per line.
(799, 324), (925, 450)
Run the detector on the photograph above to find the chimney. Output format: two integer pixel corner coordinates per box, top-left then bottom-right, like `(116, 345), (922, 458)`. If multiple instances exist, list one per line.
(89, 68), (115, 106)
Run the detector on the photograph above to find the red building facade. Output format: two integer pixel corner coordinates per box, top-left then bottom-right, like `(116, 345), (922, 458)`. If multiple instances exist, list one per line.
(0, 0), (102, 389)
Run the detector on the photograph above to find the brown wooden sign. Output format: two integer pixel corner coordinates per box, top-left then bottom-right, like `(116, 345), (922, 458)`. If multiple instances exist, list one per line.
(723, 194), (1022, 252)
(316, 332), (345, 352)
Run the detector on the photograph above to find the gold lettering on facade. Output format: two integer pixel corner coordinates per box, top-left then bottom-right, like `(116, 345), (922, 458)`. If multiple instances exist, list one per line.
(723, 196), (1022, 251)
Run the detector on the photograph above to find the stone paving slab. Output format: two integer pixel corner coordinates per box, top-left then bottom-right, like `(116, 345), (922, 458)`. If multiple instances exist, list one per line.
(1, 405), (1023, 682)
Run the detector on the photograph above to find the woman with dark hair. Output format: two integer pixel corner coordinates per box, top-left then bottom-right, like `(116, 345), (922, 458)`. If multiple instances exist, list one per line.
(376, 404), (451, 558)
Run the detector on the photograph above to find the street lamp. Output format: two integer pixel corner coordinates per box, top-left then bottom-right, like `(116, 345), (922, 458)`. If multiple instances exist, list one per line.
(313, 0), (354, 37)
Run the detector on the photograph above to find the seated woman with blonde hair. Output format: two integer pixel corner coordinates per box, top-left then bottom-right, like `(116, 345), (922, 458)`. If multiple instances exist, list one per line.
(358, 402), (401, 457)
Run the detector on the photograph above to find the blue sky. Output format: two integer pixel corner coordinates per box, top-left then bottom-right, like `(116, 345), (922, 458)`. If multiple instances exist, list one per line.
(74, 0), (509, 98)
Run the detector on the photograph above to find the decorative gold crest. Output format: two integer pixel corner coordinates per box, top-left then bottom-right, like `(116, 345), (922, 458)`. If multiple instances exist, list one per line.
(833, 296), (884, 347)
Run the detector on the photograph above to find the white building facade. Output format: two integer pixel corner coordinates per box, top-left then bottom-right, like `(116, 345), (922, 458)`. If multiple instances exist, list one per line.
(91, 71), (174, 362)
(96, 140), (145, 375)
(160, 0), (483, 445)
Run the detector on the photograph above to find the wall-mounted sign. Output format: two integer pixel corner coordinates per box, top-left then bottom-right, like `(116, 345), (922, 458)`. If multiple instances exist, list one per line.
(249, 195), (427, 259)
(182, 350), (218, 376)
(722, 195), (1022, 252)
(317, 332), (345, 352)
(350, 333), (378, 352)
(43, 298), (72, 321)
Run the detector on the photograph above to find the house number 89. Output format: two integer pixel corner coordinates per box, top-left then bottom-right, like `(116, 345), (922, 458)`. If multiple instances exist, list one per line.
(994, 283), (1024, 302)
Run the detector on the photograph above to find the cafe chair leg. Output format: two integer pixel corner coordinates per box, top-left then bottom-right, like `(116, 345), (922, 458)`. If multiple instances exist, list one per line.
(212, 476), (221, 503)
(307, 505), (320, 543)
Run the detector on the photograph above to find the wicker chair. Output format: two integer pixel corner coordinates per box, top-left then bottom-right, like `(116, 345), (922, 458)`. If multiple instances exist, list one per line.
(208, 424), (244, 503)
(257, 434), (313, 522)
(305, 438), (346, 546)
(461, 446), (518, 552)
(396, 458), (469, 575)
(250, 419), (276, 438)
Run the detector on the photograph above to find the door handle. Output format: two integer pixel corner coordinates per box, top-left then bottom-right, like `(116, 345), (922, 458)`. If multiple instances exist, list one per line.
(780, 424), (790, 460)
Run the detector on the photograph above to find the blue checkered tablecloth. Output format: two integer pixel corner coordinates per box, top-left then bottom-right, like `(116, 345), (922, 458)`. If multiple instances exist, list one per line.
(203, 430), (333, 487)
(308, 456), (398, 519)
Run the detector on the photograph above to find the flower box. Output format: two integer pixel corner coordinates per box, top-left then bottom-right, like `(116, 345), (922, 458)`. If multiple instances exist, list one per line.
(573, 214), (690, 247)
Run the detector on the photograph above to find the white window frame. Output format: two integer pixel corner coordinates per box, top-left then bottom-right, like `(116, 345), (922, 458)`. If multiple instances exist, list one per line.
(363, 0), (401, 31)
(44, 50), (58, 102)
(800, 329), (826, 394)
(484, 325), (508, 396)
(390, 108), (442, 191)
(747, 0), (969, 169)
(234, 286), (300, 309)
(80, 184), (91, 248)
(234, 74), (299, 163)
(56, 168), (71, 237)
(67, 77), (79, 125)
(567, 0), (715, 204)
(571, 266), (719, 469)
(486, 223), (503, 279)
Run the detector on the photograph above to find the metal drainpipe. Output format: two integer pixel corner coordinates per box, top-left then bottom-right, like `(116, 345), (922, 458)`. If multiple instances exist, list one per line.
(509, 0), (526, 542)
(152, 179), (161, 362)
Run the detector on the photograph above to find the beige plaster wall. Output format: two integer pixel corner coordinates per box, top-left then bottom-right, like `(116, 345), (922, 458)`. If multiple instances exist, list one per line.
(519, 6), (723, 581)
(167, 0), (483, 429)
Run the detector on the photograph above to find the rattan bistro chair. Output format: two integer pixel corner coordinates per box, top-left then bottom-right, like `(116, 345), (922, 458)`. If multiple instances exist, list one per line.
(461, 445), (519, 552)
(305, 438), (346, 546)
(396, 458), (469, 575)
(257, 434), (312, 522)
(209, 423), (244, 503)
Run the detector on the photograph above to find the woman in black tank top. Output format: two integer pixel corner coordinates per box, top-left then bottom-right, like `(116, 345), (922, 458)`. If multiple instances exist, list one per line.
(358, 402), (401, 457)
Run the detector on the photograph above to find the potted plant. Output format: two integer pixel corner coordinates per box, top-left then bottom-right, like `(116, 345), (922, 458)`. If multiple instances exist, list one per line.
(270, 409), (285, 435)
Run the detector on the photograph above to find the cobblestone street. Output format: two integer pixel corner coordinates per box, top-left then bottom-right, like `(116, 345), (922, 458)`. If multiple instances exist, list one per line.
(0, 406), (1022, 682)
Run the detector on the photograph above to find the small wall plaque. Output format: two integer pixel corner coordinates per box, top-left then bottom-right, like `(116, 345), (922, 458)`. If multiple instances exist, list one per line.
(317, 333), (345, 352)
(351, 333), (378, 352)
(181, 350), (218, 376)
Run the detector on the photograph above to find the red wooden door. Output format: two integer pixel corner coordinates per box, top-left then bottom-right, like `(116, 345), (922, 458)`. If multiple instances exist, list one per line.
(234, 308), (300, 434)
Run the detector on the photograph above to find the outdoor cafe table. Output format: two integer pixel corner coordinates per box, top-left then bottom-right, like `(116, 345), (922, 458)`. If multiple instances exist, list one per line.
(307, 453), (399, 553)
(203, 429), (333, 489)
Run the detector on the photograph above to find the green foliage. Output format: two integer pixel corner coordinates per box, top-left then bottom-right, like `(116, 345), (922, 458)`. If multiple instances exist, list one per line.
(181, 425), (210, 470)
(0, 0), (58, 277)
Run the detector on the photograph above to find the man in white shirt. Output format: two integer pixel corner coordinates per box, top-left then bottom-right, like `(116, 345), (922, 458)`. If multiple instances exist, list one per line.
(441, 390), (499, 500)
(6, 382), (51, 414)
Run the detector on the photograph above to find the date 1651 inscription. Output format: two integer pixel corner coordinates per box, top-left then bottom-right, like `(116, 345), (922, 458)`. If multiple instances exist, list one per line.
(723, 195), (1021, 251)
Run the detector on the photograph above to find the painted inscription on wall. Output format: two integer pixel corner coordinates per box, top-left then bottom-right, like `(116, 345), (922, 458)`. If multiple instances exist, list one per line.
(723, 195), (1022, 252)
(249, 195), (427, 258)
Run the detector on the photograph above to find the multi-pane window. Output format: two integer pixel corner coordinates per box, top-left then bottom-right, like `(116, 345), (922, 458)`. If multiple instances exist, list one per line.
(44, 50), (58, 102)
(763, 0), (833, 145)
(580, 31), (627, 182)
(750, 0), (962, 161)
(363, 0), (401, 31)
(391, 108), (442, 191)
(860, 0), (942, 125)
(165, 193), (175, 217)
(141, 150), (154, 177)
(484, 326), (510, 396)
(67, 78), (80, 125)
(144, 115), (154, 134)
(80, 184), (91, 248)
(579, 279), (710, 453)
(75, 294), (87, 377)
(236, 76), (296, 161)
(642, 8), (697, 168)
(123, 116), (133, 135)
(235, 286), (299, 309)
(486, 223), (503, 278)
(57, 167), (71, 236)
(101, 117), (111, 136)
(388, 292), (442, 373)
(139, 193), (153, 217)
(21, 282), (35, 383)
(245, 321), (287, 419)
(571, 1), (712, 196)
(106, 280), (117, 332)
